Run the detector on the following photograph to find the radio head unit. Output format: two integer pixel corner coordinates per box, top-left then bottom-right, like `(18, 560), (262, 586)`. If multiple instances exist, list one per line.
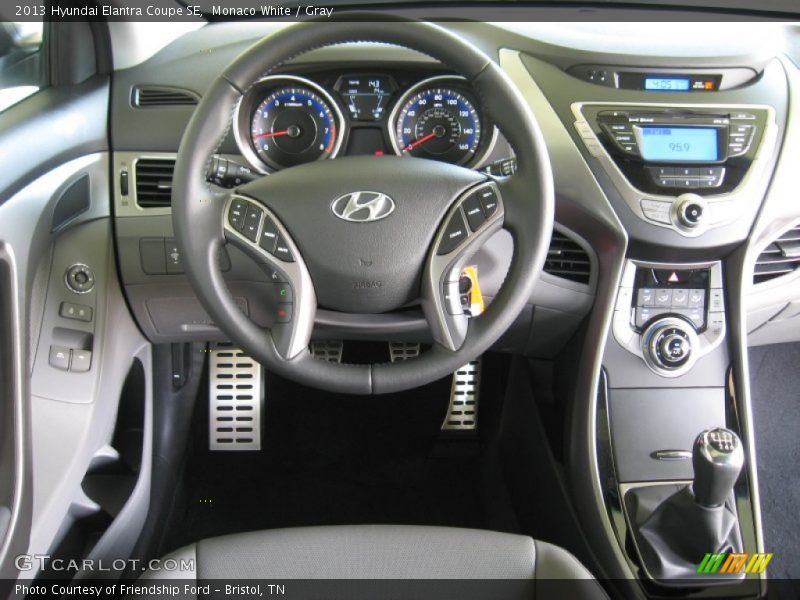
(585, 106), (766, 196)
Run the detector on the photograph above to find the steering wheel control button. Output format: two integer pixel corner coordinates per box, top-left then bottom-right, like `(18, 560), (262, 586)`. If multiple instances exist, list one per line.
(275, 303), (293, 323)
(273, 234), (295, 262)
(243, 205), (263, 242)
(65, 264), (95, 294)
(272, 282), (293, 303)
(477, 187), (499, 217)
(437, 209), (470, 255)
(258, 216), (279, 253)
(49, 346), (71, 371)
(71, 350), (92, 373)
(462, 192), (487, 232)
(60, 302), (93, 323)
(228, 198), (247, 232)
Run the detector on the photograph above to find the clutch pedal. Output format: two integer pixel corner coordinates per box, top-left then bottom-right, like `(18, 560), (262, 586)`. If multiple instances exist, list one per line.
(389, 342), (421, 362)
(442, 358), (481, 431)
(208, 344), (262, 451)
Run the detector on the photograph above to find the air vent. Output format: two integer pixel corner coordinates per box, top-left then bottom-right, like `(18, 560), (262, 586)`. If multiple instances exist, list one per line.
(135, 159), (175, 208)
(545, 230), (591, 284)
(132, 86), (198, 107)
(754, 224), (800, 284)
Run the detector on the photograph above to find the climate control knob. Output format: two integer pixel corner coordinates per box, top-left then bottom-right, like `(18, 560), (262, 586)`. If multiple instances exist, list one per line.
(641, 317), (699, 377)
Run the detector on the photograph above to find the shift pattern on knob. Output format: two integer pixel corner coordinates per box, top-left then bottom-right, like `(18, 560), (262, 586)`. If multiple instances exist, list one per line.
(692, 427), (744, 508)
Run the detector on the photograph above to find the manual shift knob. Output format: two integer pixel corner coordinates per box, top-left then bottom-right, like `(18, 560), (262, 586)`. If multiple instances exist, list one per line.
(692, 427), (744, 507)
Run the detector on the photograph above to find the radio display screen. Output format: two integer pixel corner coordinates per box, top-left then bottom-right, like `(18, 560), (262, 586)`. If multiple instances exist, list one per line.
(644, 77), (690, 91)
(639, 127), (719, 162)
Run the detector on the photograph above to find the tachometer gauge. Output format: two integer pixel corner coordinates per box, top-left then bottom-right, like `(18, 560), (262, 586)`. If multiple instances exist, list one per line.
(390, 78), (483, 166)
(237, 76), (345, 172)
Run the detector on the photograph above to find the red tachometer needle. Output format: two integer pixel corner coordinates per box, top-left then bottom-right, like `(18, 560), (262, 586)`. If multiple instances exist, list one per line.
(404, 132), (436, 151)
(254, 130), (290, 140)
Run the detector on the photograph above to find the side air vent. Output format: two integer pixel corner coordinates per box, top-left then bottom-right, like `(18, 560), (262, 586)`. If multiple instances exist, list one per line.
(132, 86), (198, 107)
(545, 230), (591, 284)
(754, 224), (800, 284)
(135, 159), (175, 208)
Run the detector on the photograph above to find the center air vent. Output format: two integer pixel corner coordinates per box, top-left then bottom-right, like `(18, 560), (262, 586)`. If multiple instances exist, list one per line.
(545, 230), (591, 284)
(754, 224), (800, 284)
(135, 159), (175, 208)
(132, 86), (198, 107)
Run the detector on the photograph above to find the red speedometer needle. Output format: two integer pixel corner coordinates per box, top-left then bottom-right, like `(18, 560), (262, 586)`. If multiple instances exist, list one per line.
(254, 130), (290, 139)
(404, 132), (436, 151)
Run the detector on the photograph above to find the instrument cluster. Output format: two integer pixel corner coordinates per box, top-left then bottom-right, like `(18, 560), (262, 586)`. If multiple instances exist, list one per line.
(233, 69), (498, 174)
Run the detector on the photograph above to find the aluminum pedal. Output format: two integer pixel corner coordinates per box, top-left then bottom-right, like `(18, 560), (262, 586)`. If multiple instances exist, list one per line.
(209, 344), (262, 451)
(442, 358), (481, 431)
(389, 342), (421, 362)
(310, 340), (344, 363)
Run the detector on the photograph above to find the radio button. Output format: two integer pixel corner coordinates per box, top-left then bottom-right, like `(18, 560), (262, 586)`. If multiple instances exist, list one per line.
(730, 112), (756, 121)
(675, 167), (699, 177)
(640, 199), (672, 224)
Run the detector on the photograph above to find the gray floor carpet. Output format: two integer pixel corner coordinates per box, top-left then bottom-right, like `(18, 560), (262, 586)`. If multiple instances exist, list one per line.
(748, 343), (800, 597)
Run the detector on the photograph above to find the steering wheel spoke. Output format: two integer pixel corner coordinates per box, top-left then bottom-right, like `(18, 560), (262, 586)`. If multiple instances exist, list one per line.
(222, 193), (317, 360)
(421, 181), (505, 351)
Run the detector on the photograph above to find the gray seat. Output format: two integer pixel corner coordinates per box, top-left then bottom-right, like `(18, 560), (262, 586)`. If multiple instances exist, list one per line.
(141, 525), (607, 599)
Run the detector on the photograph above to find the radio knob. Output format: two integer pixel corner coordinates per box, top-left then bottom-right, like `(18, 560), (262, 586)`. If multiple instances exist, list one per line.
(676, 194), (708, 229)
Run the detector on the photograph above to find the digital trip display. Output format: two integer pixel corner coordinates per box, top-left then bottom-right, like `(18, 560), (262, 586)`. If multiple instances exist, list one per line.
(335, 75), (396, 122)
(645, 77), (690, 91)
(639, 127), (718, 162)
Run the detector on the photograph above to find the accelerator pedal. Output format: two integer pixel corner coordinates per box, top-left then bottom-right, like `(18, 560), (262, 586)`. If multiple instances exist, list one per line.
(209, 344), (262, 451)
(310, 340), (344, 363)
(442, 358), (481, 431)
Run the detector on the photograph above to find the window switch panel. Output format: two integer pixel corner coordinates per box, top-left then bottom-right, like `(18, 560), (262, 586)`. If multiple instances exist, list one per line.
(49, 346), (71, 371)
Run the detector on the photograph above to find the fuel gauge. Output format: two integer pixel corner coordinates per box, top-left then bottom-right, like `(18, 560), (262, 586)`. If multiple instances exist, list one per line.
(335, 74), (397, 122)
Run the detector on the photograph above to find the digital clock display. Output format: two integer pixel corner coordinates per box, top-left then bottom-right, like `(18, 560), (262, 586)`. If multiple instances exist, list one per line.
(645, 77), (691, 91)
(639, 127), (718, 162)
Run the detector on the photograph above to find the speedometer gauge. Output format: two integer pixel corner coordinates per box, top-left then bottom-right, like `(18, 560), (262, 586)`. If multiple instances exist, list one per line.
(235, 75), (345, 172)
(390, 78), (483, 166)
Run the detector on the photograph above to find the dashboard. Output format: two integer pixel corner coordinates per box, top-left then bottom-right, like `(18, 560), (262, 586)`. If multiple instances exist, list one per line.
(233, 70), (501, 173)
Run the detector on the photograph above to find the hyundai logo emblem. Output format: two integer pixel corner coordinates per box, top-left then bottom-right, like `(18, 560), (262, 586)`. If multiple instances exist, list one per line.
(330, 191), (395, 223)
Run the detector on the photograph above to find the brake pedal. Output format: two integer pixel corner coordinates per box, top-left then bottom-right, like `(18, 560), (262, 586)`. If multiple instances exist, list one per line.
(208, 344), (262, 451)
(389, 342), (421, 362)
(442, 358), (481, 431)
(310, 340), (344, 363)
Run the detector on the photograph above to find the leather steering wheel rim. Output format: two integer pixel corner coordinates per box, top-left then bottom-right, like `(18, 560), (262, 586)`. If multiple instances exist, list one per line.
(172, 19), (554, 395)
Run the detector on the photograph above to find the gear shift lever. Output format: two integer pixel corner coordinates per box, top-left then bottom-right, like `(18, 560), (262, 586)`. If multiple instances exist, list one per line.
(692, 427), (744, 507)
(624, 427), (746, 585)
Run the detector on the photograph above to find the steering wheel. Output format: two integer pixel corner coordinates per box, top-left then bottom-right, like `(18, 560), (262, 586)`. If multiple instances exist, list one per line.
(172, 20), (554, 395)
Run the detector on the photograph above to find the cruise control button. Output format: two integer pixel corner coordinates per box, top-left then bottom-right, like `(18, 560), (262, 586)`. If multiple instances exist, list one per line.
(437, 210), (470, 255)
(259, 216), (279, 254)
(477, 187), (499, 218)
(462, 193), (486, 232)
(243, 205), (263, 242)
(228, 199), (247, 232)
(273, 234), (295, 262)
